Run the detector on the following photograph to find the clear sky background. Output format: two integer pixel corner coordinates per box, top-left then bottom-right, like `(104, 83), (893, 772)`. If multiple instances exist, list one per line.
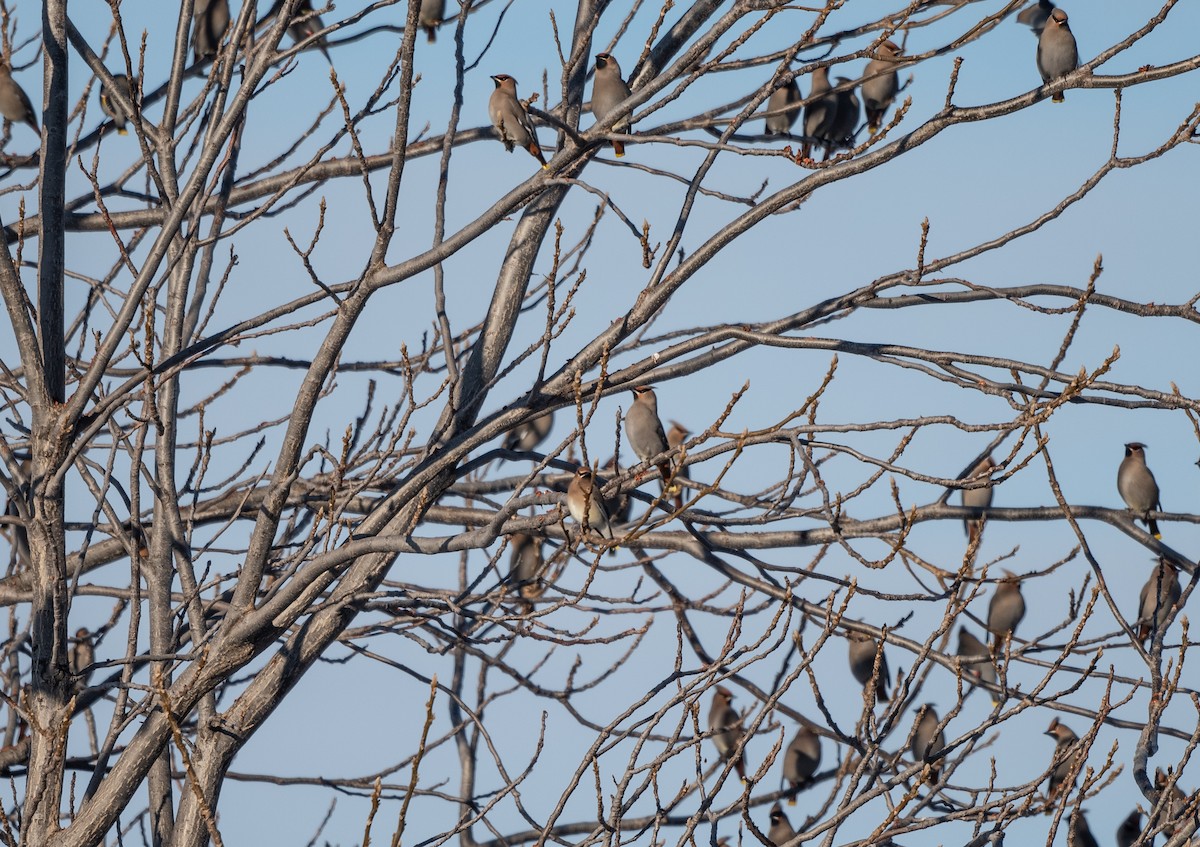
(2, 0), (1199, 844)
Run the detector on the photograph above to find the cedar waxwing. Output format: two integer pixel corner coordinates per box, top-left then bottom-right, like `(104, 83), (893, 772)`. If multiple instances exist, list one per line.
(1137, 558), (1180, 645)
(286, 0), (332, 62)
(666, 421), (690, 511)
(765, 77), (802, 137)
(960, 456), (995, 548)
(70, 627), (94, 687)
(502, 410), (554, 455)
(1116, 810), (1144, 847)
(488, 75), (548, 169)
(1118, 443), (1161, 538)
(625, 387), (673, 490)
(781, 725), (821, 801)
(0, 64), (38, 135)
(508, 533), (545, 599)
(1044, 718), (1081, 806)
(768, 803), (796, 847)
(986, 574), (1025, 653)
(1017, 0), (1055, 35)
(861, 41), (901, 136)
(566, 467), (615, 540)
(956, 627), (998, 688)
(708, 686), (747, 781)
(600, 457), (632, 526)
(823, 77), (859, 160)
(419, 0), (445, 43)
(911, 704), (945, 783)
(800, 66), (836, 162)
(1068, 810), (1100, 847)
(1036, 8), (1078, 103)
(1154, 768), (1190, 837)
(592, 53), (633, 157)
(193, 0), (231, 61)
(847, 631), (890, 703)
(99, 73), (135, 135)
(2, 456), (30, 571)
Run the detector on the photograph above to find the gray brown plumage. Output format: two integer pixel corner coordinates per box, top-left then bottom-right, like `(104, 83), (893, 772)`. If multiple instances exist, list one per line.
(1044, 718), (1080, 806)
(1154, 768), (1190, 837)
(1036, 7), (1078, 103)
(781, 725), (820, 800)
(823, 77), (859, 159)
(1018, 0), (1055, 35)
(1, 456), (30, 571)
(286, 0), (332, 62)
(566, 467), (615, 540)
(625, 386), (673, 491)
(99, 73), (135, 135)
(502, 410), (554, 455)
(489, 74), (547, 168)
(666, 421), (690, 511)
(911, 703), (946, 783)
(508, 533), (545, 599)
(961, 456), (995, 547)
(768, 803), (796, 847)
(1118, 442), (1161, 538)
(861, 41), (901, 136)
(1137, 558), (1180, 645)
(193, 0), (231, 61)
(847, 631), (890, 703)
(1068, 810), (1100, 847)
(801, 66), (836, 162)
(708, 686), (747, 781)
(765, 77), (802, 137)
(592, 53), (632, 157)
(956, 627), (997, 688)
(419, 0), (445, 43)
(70, 627), (94, 686)
(986, 575), (1026, 653)
(1116, 810), (1144, 847)
(600, 457), (632, 527)
(0, 64), (38, 135)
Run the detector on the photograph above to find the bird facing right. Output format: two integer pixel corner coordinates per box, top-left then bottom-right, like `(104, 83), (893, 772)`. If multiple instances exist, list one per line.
(1137, 557), (1180, 646)
(1118, 442), (1162, 538)
(781, 725), (821, 800)
(99, 73), (135, 135)
(1036, 7), (1079, 103)
(0, 64), (38, 135)
(591, 53), (633, 157)
(566, 467), (615, 540)
(960, 455), (996, 548)
(911, 704), (946, 783)
(286, 0), (332, 61)
(861, 40), (901, 135)
(986, 574), (1026, 653)
(801, 65), (836, 162)
(708, 686), (748, 781)
(847, 631), (890, 703)
(488, 74), (548, 169)
(765, 77), (802, 137)
(768, 803), (796, 847)
(1044, 718), (1081, 806)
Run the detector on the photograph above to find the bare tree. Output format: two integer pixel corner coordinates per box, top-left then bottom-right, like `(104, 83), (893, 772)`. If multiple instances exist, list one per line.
(0, 0), (1198, 845)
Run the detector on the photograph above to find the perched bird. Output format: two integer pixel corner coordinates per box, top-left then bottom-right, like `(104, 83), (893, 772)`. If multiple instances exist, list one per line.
(566, 467), (615, 540)
(1036, 7), (1079, 103)
(70, 627), (94, 687)
(666, 421), (690, 511)
(986, 574), (1026, 653)
(2, 456), (30, 571)
(847, 631), (890, 703)
(508, 533), (545, 599)
(286, 0), (332, 62)
(765, 76), (802, 137)
(1154, 768), (1189, 837)
(600, 457), (632, 526)
(1118, 443), (1161, 538)
(708, 686), (747, 781)
(960, 456), (996, 548)
(1116, 810), (1144, 847)
(625, 387), (673, 490)
(1137, 558), (1180, 645)
(800, 65), (836, 162)
(1044, 718), (1081, 806)
(861, 41), (901, 136)
(911, 704), (946, 783)
(591, 52), (632, 157)
(99, 73), (135, 135)
(193, 0), (231, 61)
(824, 77), (860, 158)
(768, 803), (796, 847)
(0, 64), (38, 135)
(956, 627), (998, 688)
(1018, 0), (1055, 35)
(488, 74), (548, 169)
(781, 725), (821, 800)
(419, 0), (445, 43)
(502, 410), (554, 455)
(1068, 810), (1100, 847)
